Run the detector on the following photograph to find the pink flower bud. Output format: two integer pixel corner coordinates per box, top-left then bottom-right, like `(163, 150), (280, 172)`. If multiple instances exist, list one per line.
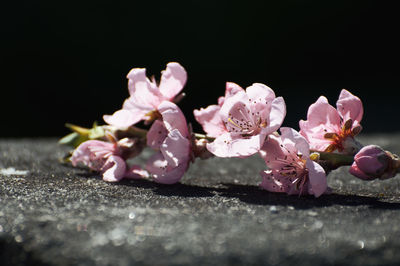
(349, 145), (391, 180)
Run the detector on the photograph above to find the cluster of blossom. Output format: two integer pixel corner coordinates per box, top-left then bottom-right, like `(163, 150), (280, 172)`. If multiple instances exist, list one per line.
(62, 62), (400, 197)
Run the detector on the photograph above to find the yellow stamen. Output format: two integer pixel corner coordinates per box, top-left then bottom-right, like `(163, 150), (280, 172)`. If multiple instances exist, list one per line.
(228, 117), (241, 129)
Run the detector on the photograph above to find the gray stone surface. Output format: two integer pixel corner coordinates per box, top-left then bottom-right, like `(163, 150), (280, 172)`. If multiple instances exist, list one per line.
(1, 135), (400, 266)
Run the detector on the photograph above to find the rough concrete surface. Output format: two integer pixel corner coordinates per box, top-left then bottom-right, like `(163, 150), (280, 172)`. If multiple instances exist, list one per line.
(1, 135), (400, 266)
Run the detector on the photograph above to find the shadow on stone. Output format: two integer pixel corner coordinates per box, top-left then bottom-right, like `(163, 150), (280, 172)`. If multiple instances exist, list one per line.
(110, 178), (400, 210)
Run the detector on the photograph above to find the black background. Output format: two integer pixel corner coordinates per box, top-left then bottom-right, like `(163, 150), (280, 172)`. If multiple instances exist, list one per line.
(1, 0), (398, 137)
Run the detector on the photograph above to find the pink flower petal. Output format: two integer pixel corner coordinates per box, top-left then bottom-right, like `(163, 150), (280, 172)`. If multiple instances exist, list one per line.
(147, 120), (168, 149)
(299, 96), (342, 150)
(336, 89), (363, 123)
(280, 127), (310, 157)
(158, 62), (187, 100)
(146, 152), (187, 184)
(160, 129), (191, 168)
(264, 97), (286, 134)
(260, 170), (290, 193)
(217, 82), (244, 107)
(125, 165), (149, 179)
(207, 133), (264, 158)
(304, 96), (341, 129)
(219, 90), (248, 122)
(103, 109), (143, 128)
(102, 155), (127, 182)
(259, 134), (288, 169)
(193, 105), (226, 138)
(349, 162), (375, 180)
(158, 101), (188, 138)
(246, 83), (276, 105)
(225, 82), (244, 99)
(127, 68), (163, 109)
(305, 159), (327, 197)
(71, 140), (116, 170)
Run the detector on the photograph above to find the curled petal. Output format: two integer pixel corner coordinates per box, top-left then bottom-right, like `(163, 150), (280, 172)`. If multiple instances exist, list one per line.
(219, 90), (248, 122)
(193, 105), (226, 138)
(336, 89), (363, 123)
(160, 129), (191, 168)
(158, 101), (188, 138)
(265, 97), (286, 134)
(147, 120), (168, 149)
(225, 82), (244, 100)
(306, 159), (327, 197)
(158, 62), (187, 100)
(146, 152), (188, 184)
(125, 165), (149, 179)
(102, 155), (127, 182)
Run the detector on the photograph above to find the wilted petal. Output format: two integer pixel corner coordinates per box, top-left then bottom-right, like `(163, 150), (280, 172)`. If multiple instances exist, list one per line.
(158, 62), (187, 100)
(193, 105), (226, 138)
(102, 155), (127, 182)
(336, 89), (363, 123)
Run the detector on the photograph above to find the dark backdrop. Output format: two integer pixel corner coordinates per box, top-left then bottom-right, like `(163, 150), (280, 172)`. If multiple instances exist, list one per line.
(1, 0), (398, 137)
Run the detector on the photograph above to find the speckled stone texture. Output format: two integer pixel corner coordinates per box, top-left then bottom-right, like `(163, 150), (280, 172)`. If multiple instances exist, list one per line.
(1, 135), (400, 266)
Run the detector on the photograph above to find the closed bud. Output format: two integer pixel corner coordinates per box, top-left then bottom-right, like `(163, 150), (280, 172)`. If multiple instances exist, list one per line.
(349, 145), (395, 180)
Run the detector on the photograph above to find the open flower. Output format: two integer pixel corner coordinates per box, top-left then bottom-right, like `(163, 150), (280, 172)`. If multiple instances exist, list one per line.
(260, 127), (327, 197)
(349, 145), (398, 180)
(194, 82), (243, 138)
(103, 62), (187, 128)
(71, 138), (147, 182)
(299, 89), (363, 155)
(146, 101), (192, 184)
(195, 82), (286, 158)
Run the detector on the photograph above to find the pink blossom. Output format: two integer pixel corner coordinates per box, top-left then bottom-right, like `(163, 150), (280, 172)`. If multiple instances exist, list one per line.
(260, 127), (327, 197)
(146, 101), (192, 184)
(103, 62), (187, 128)
(299, 89), (363, 155)
(193, 82), (243, 138)
(71, 139), (147, 182)
(349, 145), (396, 180)
(194, 82), (286, 158)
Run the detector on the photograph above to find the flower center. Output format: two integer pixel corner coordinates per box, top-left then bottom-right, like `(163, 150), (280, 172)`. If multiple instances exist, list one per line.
(224, 103), (266, 137)
(324, 119), (361, 153)
(274, 147), (309, 194)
